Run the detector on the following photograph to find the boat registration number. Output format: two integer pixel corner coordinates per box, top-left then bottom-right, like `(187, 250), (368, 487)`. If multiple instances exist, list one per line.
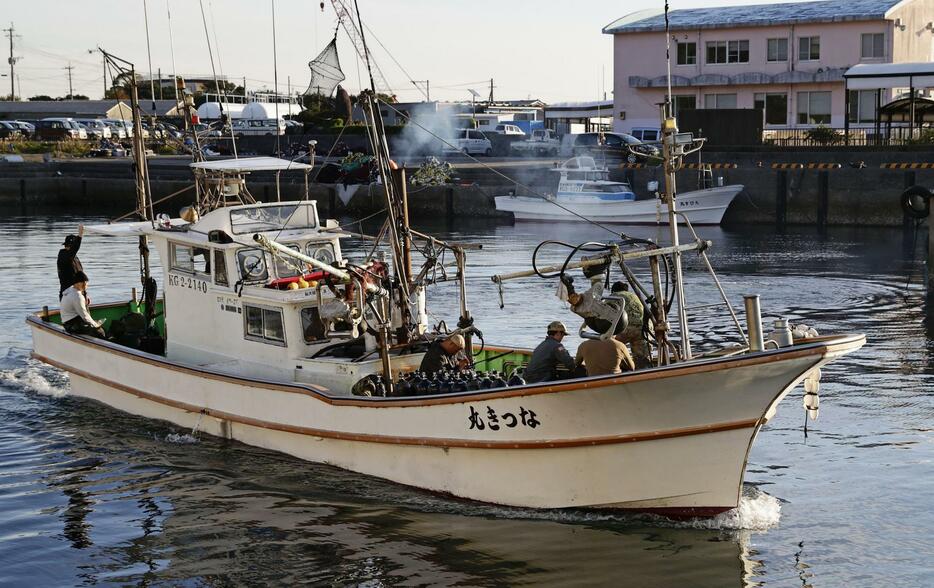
(168, 273), (209, 293)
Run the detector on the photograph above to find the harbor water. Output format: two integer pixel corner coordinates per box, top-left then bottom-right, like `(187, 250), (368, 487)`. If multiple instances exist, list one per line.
(0, 214), (932, 586)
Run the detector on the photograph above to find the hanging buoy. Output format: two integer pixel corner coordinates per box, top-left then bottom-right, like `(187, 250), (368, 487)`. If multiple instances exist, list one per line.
(803, 368), (821, 421)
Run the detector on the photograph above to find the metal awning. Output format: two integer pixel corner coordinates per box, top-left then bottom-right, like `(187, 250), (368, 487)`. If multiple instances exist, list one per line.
(190, 156), (313, 173)
(843, 63), (934, 90)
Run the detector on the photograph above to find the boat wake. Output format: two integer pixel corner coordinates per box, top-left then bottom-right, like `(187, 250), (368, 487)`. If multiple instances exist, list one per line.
(682, 486), (781, 531)
(164, 432), (199, 444)
(0, 354), (69, 398)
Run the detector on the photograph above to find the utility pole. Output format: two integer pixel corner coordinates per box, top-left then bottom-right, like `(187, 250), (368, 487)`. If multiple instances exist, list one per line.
(158, 67), (163, 99)
(4, 23), (19, 100)
(64, 63), (75, 98)
(489, 78), (494, 105)
(412, 80), (429, 102)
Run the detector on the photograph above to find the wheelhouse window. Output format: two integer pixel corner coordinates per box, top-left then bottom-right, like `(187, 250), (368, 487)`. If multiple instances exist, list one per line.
(706, 40), (748, 64)
(797, 91), (832, 124)
(754, 93), (788, 125)
(170, 242), (210, 274)
(799, 36), (820, 61)
(244, 304), (285, 345)
(274, 244), (302, 278)
(861, 33), (884, 59)
(677, 42), (696, 65)
(237, 248), (269, 282)
(767, 38), (788, 62)
(704, 93), (737, 109)
(229, 203), (317, 235)
(301, 307), (326, 342)
(214, 250), (228, 286)
(305, 242), (336, 266)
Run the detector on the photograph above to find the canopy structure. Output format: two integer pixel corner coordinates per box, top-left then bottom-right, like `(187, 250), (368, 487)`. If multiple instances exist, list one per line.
(304, 36), (346, 97)
(843, 62), (934, 142)
(190, 157), (313, 173)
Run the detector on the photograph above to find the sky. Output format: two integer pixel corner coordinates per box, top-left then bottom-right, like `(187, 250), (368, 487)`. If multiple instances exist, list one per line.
(0, 0), (802, 104)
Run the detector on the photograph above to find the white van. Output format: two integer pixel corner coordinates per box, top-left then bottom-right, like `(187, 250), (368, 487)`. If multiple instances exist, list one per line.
(442, 129), (492, 156)
(491, 124), (525, 136)
(75, 119), (112, 140)
(233, 118), (286, 137)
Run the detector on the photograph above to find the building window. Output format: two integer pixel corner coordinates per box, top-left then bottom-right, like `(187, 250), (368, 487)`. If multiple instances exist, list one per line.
(214, 250), (228, 286)
(797, 91), (832, 124)
(244, 304), (286, 345)
(767, 38), (788, 62)
(755, 93), (788, 125)
(706, 40), (749, 64)
(799, 36), (820, 61)
(861, 33), (884, 59)
(677, 42), (696, 65)
(848, 89), (878, 123)
(673, 95), (696, 115)
(170, 242), (210, 275)
(704, 93), (737, 109)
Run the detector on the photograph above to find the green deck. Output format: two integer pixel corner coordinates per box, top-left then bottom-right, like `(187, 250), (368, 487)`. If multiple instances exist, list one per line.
(472, 346), (531, 377)
(46, 299), (166, 339)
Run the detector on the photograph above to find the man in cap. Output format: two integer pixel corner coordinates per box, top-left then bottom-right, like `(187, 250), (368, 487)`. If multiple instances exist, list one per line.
(60, 271), (105, 339)
(419, 333), (468, 375)
(58, 224), (85, 299)
(523, 321), (577, 383)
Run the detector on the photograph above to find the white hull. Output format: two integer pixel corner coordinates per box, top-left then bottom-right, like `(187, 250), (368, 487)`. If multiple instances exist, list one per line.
(29, 315), (863, 516)
(496, 185), (743, 225)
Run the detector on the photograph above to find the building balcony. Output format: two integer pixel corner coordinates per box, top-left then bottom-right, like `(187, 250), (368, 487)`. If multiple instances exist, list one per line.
(629, 67), (847, 88)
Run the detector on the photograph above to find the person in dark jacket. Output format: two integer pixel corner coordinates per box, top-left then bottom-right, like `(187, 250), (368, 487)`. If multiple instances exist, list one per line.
(419, 333), (467, 375)
(524, 321), (576, 383)
(58, 225), (84, 299)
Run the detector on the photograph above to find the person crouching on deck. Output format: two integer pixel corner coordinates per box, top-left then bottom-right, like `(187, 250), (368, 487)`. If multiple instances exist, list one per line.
(575, 334), (635, 377)
(419, 333), (468, 375)
(61, 272), (105, 339)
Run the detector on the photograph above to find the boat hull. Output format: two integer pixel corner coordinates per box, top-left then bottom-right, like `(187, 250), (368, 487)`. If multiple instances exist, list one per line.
(28, 315), (863, 515)
(495, 184), (743, 225)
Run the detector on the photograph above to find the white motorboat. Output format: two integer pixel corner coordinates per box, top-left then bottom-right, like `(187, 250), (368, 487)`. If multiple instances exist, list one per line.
(27, 41), (865, 519)
(495, 156), (742, 225)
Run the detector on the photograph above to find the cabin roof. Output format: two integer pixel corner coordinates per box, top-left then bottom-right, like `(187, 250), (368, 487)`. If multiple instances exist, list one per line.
(190, 156), (314, 173)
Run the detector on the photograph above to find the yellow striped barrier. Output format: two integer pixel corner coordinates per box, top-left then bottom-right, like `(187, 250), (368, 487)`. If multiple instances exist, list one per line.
(804, 163), (842, 170)
(684, 163), (738, 169)
(880, 163), (934, 169)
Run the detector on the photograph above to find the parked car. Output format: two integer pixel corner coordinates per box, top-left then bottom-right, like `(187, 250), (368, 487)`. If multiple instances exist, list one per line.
(491, 123), (525, 136)
(572, 132), (660, 163)
(5, 120), (34, 138)
(442, 129), (492, 156)
(0, 121), (23, 139)
(104, 119), (133, 139)
(75, 119), (112, 140)
(233, 118), (286, 137)
(36, 118), (86, 141)
(193, 122), (223, 137)
(510, 128), (561, 157)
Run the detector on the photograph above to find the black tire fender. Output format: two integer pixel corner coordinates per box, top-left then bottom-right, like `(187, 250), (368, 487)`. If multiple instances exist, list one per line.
(901, 185), (931, 219)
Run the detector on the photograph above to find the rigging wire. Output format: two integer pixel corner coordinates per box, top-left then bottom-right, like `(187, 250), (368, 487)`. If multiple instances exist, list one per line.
(271, 0), (281, 156)
(197, 0), (237, 158)
(142, 0), (158, 113)
(166, 0), (180, 108)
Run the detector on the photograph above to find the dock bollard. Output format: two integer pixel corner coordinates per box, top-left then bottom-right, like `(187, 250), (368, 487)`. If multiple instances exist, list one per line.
(743, 295), (765, 352)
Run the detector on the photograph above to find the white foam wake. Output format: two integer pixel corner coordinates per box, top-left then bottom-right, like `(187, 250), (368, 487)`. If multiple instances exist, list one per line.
(686, 487), (782, 531)
(0, 362), (70, 398)
(165, 432), (199, 444)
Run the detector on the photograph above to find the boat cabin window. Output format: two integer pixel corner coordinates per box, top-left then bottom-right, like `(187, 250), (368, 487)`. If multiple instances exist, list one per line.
(229, 204), (317, 235)
(601, 184), (630, 193)
(170, 242), (210, 275)
(301, 307), (326, 342)
(244, 304), (286, 345)
(274, 244), (302, 278)
(305, 242), (335, 266)
(214, 250), (228, 286)
(237, 248), (269, 282)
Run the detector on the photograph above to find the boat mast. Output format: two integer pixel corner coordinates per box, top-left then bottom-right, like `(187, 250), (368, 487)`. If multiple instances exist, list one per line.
(659, 1), (692, 360)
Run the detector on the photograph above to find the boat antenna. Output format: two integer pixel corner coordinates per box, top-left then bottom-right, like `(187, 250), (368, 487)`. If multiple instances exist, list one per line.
(142, 0), (157, 116)
(271, 0), (281, 156)
(165, 0), (180, 111)
(659, 0), (693, 360)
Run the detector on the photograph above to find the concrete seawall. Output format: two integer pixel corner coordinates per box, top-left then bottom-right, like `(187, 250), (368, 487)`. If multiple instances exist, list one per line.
(1, 150), (932, 226)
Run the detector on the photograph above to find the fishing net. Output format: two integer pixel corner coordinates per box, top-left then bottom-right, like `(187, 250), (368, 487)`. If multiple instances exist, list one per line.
(304, 35), (345, 97)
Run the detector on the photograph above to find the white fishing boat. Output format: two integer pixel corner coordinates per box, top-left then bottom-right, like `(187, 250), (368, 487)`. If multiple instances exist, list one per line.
(495, 156), (742, 225)
(27, 27), (864, 519)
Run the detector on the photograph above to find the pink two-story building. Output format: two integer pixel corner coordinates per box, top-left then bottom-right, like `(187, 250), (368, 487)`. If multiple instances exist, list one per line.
(603, 0), (934, 135)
